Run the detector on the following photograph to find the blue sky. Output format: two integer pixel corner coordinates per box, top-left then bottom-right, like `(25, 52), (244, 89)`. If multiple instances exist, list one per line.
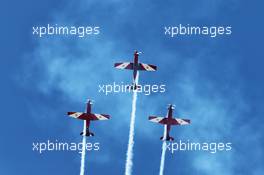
(1, 0), (264, 174)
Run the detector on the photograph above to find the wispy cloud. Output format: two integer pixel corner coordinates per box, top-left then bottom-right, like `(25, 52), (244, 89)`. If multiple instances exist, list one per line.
(20, 0), (263, 174)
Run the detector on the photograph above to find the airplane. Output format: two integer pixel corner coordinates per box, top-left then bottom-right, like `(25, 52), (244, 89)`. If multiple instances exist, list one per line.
(149, 104), (190, 141)
(114, 51), (157, 89)
(67, 100), (110, 137)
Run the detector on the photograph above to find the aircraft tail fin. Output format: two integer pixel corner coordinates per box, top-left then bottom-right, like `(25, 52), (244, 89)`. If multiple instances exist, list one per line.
(80, 131), (94, 137)
(160, 136), (174, 141)
(127, 84), (140, 90)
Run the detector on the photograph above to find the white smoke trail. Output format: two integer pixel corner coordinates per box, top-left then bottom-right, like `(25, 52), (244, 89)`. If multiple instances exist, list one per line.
(159, 125), (167, 175)
(125, 73), (139, 175)
(80, 120), (86, 175)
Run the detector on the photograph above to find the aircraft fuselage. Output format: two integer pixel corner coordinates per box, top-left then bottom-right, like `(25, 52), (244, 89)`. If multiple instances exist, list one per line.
(165, 105), (174, 141)
(133, 51), (139, 81)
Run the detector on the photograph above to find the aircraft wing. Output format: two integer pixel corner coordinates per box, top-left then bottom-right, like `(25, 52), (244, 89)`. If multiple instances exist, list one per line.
(149, 116), (166, 123)
(87, 113), (110, 121)
(114, 62), (134, 70)
(170, 118), (191, 125)
(67, 112), (110, 121)
(67, 112), (87, 119)
(149, 116), (190, 125)
(138, 63), (157, 71)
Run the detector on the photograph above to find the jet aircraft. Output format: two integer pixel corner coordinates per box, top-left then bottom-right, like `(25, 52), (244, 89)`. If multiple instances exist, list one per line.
(149, 104), (190, 141)
(114, 51), (157, 89)
(67, 100), (110, 137)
